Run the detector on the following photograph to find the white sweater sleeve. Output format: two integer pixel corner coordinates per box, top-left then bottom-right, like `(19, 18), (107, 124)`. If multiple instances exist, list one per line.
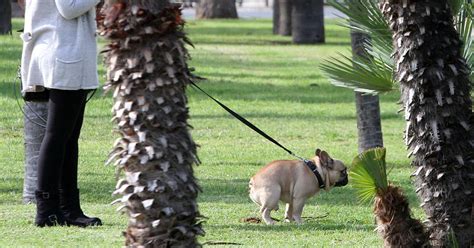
(55, 0), (100, 20)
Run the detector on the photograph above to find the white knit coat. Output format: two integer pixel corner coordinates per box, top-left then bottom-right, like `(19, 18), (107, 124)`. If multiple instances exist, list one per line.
(21, 0), (100, 93)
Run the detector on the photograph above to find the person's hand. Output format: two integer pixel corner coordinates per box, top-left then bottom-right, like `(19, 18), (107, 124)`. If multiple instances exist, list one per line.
(17, 0), (25, 10)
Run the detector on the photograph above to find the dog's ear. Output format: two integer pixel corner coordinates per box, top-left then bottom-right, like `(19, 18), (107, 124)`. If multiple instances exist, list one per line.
(315, 148), (321, 156)
(319, 150), (329, 164)
(319, 150), (334, 169)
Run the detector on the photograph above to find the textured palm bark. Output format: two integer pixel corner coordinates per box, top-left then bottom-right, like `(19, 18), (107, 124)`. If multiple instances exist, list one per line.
(23, 103), (48, 204)
(380, 0), (474, 246)
(0, 0), (12, 35)
(351, 30), (384, 153)
(278, 0), (292, 36)
(99, 1), (203, 246)
(272, 0), (279, 35)
(355, 92), (383, 152)
(196, 0), (238, 19)
(291, 0), (324, 44)
(374, 186), (430, 247)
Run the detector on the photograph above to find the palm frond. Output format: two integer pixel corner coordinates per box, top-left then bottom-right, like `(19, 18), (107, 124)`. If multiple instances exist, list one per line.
(449, 0), (464, 16)
(326, 0), (474, 92)
(455, 3), (473, 81)
(324, 0), (394, 93)
(321, 53), (394, 93)
(329, 0), (391, 42)
(365, 34), (394, 67)
(350, 147), (388, 203)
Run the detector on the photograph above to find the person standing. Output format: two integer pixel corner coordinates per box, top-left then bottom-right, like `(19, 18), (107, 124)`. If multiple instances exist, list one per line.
(20, 0), (102, 227)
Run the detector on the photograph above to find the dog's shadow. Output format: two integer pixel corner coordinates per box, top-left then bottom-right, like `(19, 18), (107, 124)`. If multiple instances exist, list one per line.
(238, 213), (373, 232)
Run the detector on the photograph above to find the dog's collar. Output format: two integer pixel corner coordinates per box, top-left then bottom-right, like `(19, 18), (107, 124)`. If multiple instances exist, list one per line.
(303, 159), (325, 189)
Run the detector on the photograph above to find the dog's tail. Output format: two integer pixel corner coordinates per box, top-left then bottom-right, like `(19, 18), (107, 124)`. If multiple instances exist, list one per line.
(248, 178), (254, 196)
(248, 178), (260, 206)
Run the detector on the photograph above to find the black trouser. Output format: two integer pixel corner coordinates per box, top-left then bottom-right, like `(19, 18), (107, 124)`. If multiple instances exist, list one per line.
(37, 89), (89, 191)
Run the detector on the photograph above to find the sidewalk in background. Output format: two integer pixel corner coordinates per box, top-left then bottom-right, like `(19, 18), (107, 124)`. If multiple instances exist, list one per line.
(11, 4), (344, 20)
(182, 6), (344, 20)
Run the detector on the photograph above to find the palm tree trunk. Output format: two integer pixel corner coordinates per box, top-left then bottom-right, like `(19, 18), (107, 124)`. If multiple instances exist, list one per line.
(272, 0), (279, 34)
(291, 0), (324, 44)
(355, 92), (383, 152)
(99, 1), (203, 246)
(23, 102), (48, 204)
(278, 0), (291, 36)
(196, 0), (238, 19)
(351, 30), (383, 152)
(0, 0), (12, 35)
(381, 0), (474, 246)
(374, 186), (430, 247)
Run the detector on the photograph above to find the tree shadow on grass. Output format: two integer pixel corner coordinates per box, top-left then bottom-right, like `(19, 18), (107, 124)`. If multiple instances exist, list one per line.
(187, 23), (349, 47)
(203, 71), (325, 81)
(189, 81), (400, 105)
(210, 220), (373, 232)
(192, 39), (351, 47)
(191, 112), (401, 122)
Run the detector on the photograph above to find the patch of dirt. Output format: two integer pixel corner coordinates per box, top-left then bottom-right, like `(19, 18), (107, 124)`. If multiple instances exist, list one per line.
(240, 217), (261, 224)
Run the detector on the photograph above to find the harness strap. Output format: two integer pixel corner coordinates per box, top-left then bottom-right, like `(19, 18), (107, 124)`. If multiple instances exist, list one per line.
(303, 160), (325, 189)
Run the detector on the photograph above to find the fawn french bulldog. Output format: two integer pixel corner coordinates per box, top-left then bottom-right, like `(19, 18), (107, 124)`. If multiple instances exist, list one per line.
(249, 149), (348, 225)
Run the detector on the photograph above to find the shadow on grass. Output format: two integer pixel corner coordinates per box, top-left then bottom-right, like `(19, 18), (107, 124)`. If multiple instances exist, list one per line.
(191, 112), (400, 122)
(203, 71), (326, 81)
(189, 81), (400, 105)
(191, 39), (351, 47)
(187, 22), (349, 47)
(210, 220), (373, 232)
(189, 82), (354, 104)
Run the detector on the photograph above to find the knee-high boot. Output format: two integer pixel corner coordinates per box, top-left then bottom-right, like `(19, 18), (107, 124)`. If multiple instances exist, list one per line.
(35, 190), (66, 227)
(59, 188), (102, 227)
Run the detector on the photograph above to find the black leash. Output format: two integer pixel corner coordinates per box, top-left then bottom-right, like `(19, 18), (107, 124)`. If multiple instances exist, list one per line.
(190, 81), (327, 188)
(190, 81), (306, 161)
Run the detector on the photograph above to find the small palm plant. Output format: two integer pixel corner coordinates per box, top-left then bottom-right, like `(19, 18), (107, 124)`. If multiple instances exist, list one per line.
(351, 148), (430, 247)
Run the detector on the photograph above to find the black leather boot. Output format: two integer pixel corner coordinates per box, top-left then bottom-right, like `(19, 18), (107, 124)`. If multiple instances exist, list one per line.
(59, 188), (102, 227)
(35, 190), (66, 227)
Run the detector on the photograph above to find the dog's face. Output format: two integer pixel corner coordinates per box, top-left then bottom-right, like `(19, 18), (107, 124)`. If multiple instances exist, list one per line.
(315, 149), (348, 188)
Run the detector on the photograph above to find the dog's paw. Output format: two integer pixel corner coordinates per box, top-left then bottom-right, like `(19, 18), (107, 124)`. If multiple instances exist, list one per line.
(263, 218), (276, 225)
(294, 220), (303, 225)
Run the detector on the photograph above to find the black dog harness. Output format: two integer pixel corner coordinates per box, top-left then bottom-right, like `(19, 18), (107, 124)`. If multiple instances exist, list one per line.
(303, 160), (325, 189)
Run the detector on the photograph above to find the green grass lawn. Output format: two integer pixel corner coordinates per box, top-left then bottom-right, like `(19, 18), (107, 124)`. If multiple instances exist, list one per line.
(0, 18), (420, 247)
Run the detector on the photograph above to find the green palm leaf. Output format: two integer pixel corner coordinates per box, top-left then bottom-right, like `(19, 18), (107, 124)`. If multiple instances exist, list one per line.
(449, 0), (464, 16)
(324, 0), (473, 92)
(455, 3), (473, 81)
(330, 0), (390, 40)
(323, 0), (394, 93)
(320, 53), (394, 93)
(350, 147), (388, 203)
